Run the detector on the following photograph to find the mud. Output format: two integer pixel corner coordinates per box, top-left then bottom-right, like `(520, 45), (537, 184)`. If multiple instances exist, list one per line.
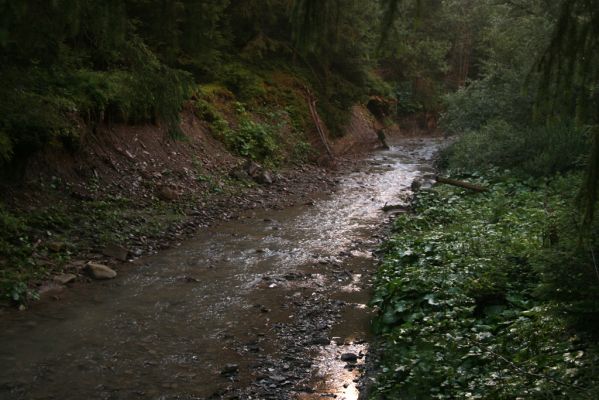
(0, 137), (442, 400)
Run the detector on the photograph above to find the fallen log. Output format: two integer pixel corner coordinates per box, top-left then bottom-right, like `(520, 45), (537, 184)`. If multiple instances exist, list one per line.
(305, 88), (334, 159)
(435, 176), (487, 192)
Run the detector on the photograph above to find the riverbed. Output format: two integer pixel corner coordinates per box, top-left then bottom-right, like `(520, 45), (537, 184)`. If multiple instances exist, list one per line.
(0, 137), (442, 400)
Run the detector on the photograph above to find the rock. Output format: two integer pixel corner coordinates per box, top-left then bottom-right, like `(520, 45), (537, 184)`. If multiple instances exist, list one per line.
(311, 336), (330, 346)
(340, 353), (358, 363)
(221, 363), (239, 375)
(156, 185), (180, 201)
(247, 344), (261, 353)
(53, 273), (77, 285)
(245, 160), (262, 177)
(256, 171), (273, 185)
(131, 248), (143, 257)
(85, 262), (117, 280)
(269, 375), (286, 383)
(102, 244), (129, 261)
(410, 179), (422, 191)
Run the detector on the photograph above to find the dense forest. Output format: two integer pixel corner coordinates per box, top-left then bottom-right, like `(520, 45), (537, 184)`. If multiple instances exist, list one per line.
(1, 0), (599, 398)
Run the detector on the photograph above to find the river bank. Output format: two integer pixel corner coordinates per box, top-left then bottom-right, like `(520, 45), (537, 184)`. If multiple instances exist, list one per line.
(0, 101), (390, 307)
(0, 136), (442, 400)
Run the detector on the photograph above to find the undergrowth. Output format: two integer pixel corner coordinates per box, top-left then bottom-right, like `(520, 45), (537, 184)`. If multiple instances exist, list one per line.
(439, 120), (589, 177)
(371, 172), (599, 399)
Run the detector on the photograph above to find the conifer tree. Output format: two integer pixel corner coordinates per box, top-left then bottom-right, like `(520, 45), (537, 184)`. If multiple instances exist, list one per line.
(536, 0), (599, 223)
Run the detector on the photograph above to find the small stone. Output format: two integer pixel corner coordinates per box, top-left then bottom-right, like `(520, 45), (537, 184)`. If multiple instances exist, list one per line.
(411, 179), (422, 191)
(269, 375), (286, 383)
(156, 185), (180, 201)
(257, 171), (273, 185)
(245, 160), (262, 177)
(340, 353), (358, 363)
(85, 262), (117, 280)
(131, 248), (143, 257)
(221, 364), (239, 375)
(102, 244), (129, 261)
(247, 344), (260, 353)
(53, 273), (77, 285)
(311, 336), (330, 346)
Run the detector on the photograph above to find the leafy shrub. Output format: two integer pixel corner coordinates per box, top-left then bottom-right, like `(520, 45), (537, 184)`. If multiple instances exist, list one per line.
(199, 99), (282, 165)
(441, 119), (588, 177)
(395, 81), (423, 115)
(228, 119), (280, 162)
(218, 63), (266, 101)
(0, 204), (37, 304)
(317, 74), (366, 137)
(440, 69), (534, 135)
(0, 39), (192, 168)
(371, 173), (599, 399)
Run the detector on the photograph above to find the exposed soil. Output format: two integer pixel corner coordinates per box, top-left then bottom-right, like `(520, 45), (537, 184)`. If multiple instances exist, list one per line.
(0, 106), (383, 305)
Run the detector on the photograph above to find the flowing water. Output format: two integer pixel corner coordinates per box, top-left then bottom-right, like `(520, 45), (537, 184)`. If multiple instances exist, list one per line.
(0, 137), (442, 400)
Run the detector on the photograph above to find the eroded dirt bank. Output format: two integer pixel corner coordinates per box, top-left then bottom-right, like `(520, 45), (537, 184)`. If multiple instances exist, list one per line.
(0, 136), (443, 400)
(0, 104), (384, 305)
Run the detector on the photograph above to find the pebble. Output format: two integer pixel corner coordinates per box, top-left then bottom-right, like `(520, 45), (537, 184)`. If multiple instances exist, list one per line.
(311, 336), (330, 346)
(221, 364), (239, 376)
(53, 273), (77, 285)
(340, 353), (358, 363)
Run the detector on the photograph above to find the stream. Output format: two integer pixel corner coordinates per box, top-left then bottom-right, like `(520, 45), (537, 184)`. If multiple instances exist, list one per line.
(0, 137), (441, 400)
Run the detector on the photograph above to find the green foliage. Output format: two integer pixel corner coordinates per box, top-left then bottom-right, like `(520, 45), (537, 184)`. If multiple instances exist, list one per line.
(441, 120), (589, 177)
(0, 204), (37, 305)
(371, 172), (599, 399)
(199, 100), (283, 165)
(0, 0), (396, 169)
(535, 0), (599, 224)
(440, 69), (534, 135)
(217, 63), (266, 101)
(395, 82), (422, 115)
(228, 118), (280, 163)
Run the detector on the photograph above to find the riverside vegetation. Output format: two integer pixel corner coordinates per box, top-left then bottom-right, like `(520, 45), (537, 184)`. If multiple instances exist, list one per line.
(370, 0), (599, 398)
